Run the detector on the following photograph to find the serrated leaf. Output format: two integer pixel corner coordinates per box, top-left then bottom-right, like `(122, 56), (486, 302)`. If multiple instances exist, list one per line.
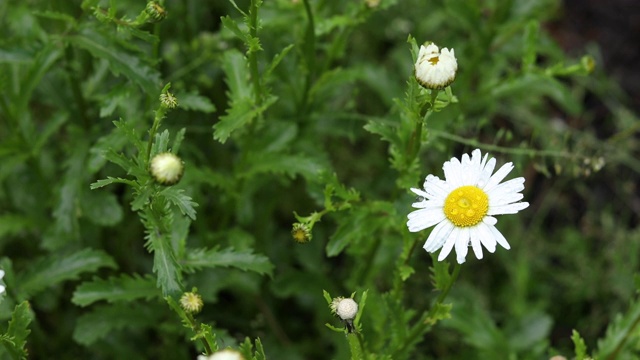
(131, 184), (154, 211)
(70, 27), (161, 95)
(3, 301), (33, 359)
(171, 128), (186, 154)
(20, 249), (117, 297)
(220, 49), (251, 99)
(213, 95), (278, 144)
(113, 118), (145, 154)
(176, 91), (216, 113)
(90, 176), (138, 190)
(72, 274), (160, 307)
(572, 329), (589, 360)
(264, 44), (294, 81)
(73, 303), (158, 345)
(144, 214), (183, 296)
(425, 302), (452, 326)
(221, 15), (249, 44)
(183, 247), (274, 277)
(399, 265), (415, 281)
(596, 297), (640, 358)
(160, 187), (198, 220)
(429, 252), (452, 291)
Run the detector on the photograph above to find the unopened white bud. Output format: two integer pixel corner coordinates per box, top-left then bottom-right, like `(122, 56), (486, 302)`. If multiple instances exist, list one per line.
(150, 152), (184, 185)
(197, 349), (244, 360)
(336, 298), (358, 320)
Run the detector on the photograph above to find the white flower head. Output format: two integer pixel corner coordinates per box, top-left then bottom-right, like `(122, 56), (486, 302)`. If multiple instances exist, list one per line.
(0, 269), (5, 295)
(407, 149), (529, 264)
(333, 297), (358, 321)
(414, 43), (458, 89)
(197, 349), (244, 360)
(150, 152), (184, 185)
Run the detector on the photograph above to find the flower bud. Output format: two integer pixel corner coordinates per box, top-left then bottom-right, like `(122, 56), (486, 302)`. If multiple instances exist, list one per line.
(291, 223), (312, 243)
(145, 1), (167, 23)
(414, 43), (458, 89)
(335, 298), (358, 321)
(150, 152), (184, 185)
(160, 91), (178, 109)
(197, 349), (245, 360)
(180, 291), (203, 314)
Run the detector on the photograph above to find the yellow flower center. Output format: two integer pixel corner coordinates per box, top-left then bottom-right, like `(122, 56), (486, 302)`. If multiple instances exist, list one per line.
(444, 185), (488, 227)
(428, 56), (440, 65)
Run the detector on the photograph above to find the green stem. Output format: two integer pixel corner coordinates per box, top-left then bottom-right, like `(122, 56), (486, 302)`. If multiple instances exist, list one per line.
(300, 0), (316, 114)
(391, 263), (461, 359)
(145, 107), (165, 165)
(248, 0), (262, 106)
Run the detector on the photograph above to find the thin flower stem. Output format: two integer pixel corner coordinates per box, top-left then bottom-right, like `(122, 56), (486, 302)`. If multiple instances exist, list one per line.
(392, 263), (461, 359)
(145, 107), (165, 165)
(300, 0), (315, 114)
(431, 129), (582, 160)
(248, 0), (262, 106)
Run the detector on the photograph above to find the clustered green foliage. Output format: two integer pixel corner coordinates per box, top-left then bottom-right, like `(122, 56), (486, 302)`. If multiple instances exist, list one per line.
(0, 0), (639, 359)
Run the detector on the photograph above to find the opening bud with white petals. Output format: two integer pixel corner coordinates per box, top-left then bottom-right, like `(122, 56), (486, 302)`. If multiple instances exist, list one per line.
(414, 43), (458, 89)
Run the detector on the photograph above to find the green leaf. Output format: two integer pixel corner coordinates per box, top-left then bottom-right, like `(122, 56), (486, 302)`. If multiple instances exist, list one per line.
(425, 302), (452, 326)
(0, 214), (34, 239)
(90, 176), (138, 190)
(399, 265), (415, 281)
(240, 152), (324, 180)
(113, 118), (145, 154)
(326, 208), (368, 257)
(221, 15), (249, 44)
(213, 95), (278, 144)
(176, 91), (216, 113)
(160, 187), (198, 221)
(72, 274), (160, 307)
(572, 329), (589, 360)
(143, 214), (183, 296)
(70, 27), (161, 96)
(522, 20), (539, 71)
(220, 49), (251, 99)
(151, 129), (171, 156)
(596, 297), (640, 358)
(183, 247), (274, 277)
(429, 252), (452, 291)
(82, 190), (123, 226)
(20, 249), (117, 297)
(3, 301), (33, 360)
(72, 303), (159, 346)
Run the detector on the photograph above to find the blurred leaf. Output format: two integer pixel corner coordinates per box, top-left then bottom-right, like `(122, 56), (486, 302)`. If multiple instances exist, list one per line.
(143, 206), (183, 296)
(72, 303), (159, 346)
(20, 249), (117, 297)
(72, 274), (160, 307)
(83, 190), (123, 226)
(213, 95), (277, 144)
(183, 247), (274, 277)
(429, 253), (452, 291)
(70, 27), (161, 95)
(176, 91), (216, 113)
(596, 297), (640, 358)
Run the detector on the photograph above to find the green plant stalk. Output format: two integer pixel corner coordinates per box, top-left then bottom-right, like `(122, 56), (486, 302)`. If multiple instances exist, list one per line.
(145, 106), (166, 165)
(300, 0), (316, 114)
(391, 263), (461, 359)
(249, 0), (262, 106)
(347, 333), (366, 360)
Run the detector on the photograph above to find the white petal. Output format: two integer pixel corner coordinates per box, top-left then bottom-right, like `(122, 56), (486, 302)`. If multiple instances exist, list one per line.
(488, 202), (529, 215)
(478, 157), (496, 188)
(424, 220), (454, 252)
(443, 157), (463, 188)
(437, 227), (459, 261)
(423, 175), (449, 200)
(476, 222), (497, 253)
(0, 285), (5, 294)
(487, 177), (525, 197)
(483, 216), (498, 225)
(489, 192), (524, 207)
(469, 227), (483, 260)
(454, 227), (470, 264)
(487, 223), (511, 250)
(483, 162), (514, 192)
(407, 208), (446, 232)
(0, 269), (4, 279)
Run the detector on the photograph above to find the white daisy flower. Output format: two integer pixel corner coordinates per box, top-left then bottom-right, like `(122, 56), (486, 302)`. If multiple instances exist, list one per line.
(407, 149), (529, 264)
(414, 43), (458, 89)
